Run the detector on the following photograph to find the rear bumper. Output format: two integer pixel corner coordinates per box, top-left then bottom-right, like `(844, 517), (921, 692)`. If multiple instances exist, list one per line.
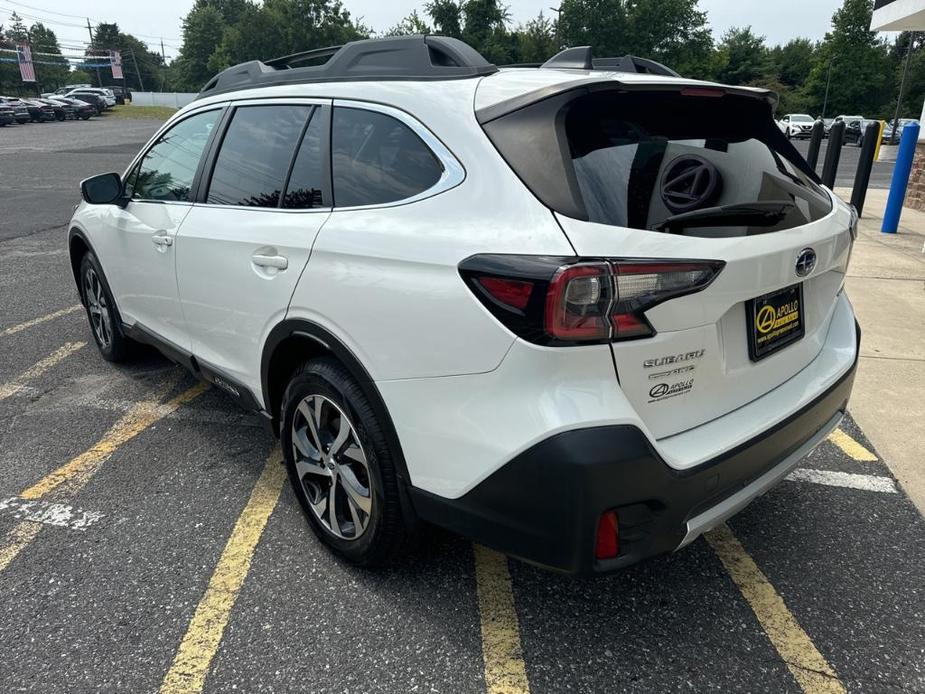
(411, 321), (860, 575)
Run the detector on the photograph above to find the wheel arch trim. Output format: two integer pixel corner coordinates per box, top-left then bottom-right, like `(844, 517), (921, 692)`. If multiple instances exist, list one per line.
(261, 319), (415, 501)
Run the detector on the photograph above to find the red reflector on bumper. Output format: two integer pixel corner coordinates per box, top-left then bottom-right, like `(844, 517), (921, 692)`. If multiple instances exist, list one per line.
(595, 510), (619, 560)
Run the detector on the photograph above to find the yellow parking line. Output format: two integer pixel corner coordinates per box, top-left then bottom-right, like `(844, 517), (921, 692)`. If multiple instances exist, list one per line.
(0, 521), (42, 574)
(706, 524), (845, 694)
(473, 544), (531, 694)
(0, 341), (86, 401)
(160, 450), (286, 694)
(20, 381), (207, 500)
(0, 378), (205, 577)
(0, 305), (82, 337)
(828, 428), (877, 462)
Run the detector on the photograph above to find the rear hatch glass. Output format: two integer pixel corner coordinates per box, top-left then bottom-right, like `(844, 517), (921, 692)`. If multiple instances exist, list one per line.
(482, 85), (848, 440)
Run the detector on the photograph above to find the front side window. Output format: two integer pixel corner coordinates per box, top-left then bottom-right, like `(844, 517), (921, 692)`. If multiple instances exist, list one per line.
(332, 107), (443, 207)
(129, 109), (220, 202)
(207, 104), (311, 208)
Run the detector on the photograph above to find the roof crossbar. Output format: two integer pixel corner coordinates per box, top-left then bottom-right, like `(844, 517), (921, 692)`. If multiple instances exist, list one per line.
(197, 35), (498, 100)
(540, 46), (680, 77)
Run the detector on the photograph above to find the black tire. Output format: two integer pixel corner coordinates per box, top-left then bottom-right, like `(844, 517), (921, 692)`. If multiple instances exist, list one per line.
(280, 358), (406, 566)
(81, 114), (90, 120)
(55, 112), (65, 121)
(78, 252), (131, 362)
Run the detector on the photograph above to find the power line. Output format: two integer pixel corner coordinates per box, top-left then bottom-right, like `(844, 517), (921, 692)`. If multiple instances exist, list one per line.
(0, 3), (182, 42)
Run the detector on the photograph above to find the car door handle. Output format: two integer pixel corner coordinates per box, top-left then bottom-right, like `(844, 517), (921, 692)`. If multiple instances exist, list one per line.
(151, 232), (173, 248)
(251, 253), (288, 270)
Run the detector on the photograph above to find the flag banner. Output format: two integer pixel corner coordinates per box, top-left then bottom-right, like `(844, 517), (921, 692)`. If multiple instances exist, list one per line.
(17, 44), (35, 82)
(110, 50), (123, 80)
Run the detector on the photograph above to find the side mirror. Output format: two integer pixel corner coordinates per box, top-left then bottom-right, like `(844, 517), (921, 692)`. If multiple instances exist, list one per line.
(81, 172), (125, 206)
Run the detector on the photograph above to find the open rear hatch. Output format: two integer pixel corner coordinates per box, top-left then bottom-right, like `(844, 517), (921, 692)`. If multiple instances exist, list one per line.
(480, 81), (854, 439)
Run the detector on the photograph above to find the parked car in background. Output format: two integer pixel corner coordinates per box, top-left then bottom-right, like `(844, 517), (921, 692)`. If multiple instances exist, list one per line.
(822, 118), (835, 137)
(67, 87), (115, 108)
(843, 119), (880, 147)
(21, 98), (56, 122)
(882, 118), (918, 143)
(52, 96), (95, 120)
(778, 113), (816, 139)
(0, 96), (31, 124)
(54, 84), (91, 96)
(66, 92), (105, 115)
(37, 97), (72, 121)
(108, 86), (130, 104)
(0, 103), (14, 126)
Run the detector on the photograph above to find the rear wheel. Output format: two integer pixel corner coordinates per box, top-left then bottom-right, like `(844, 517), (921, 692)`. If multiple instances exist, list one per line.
(280, 358), (405, 566)
(79, 252), (130, 362)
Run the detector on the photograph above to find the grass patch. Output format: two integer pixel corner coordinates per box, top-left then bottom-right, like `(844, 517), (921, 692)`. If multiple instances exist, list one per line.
(106, 104), (178, 120)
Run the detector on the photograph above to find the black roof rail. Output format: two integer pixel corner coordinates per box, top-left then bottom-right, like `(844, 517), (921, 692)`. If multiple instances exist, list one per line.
(539, 46), (680, 77)
(197, 35), (498, 100)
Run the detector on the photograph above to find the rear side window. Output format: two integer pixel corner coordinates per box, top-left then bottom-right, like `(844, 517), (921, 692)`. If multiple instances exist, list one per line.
(129, 109), (220, 202)
(485, 90), (832, 237)
(332, 107), (443, 207)
(208, 104), (311, 207)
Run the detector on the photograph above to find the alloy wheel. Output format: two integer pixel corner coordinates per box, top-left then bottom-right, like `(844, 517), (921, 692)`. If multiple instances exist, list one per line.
(291, 394), (373, 540)
(83, 266), (112, 348)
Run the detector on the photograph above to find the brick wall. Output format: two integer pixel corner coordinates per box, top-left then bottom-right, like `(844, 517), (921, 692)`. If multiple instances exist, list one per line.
(906, 143), (925, 211)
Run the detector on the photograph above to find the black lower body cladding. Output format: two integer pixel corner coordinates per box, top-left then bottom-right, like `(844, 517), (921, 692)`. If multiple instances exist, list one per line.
(411, 323), (860, 576)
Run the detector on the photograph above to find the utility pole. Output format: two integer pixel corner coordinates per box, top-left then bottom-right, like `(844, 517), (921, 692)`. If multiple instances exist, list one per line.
(822, 57), (834, 118)
(128, 47), (145, 91)
(891, 31), (917, 146)
(160, 38), (167, 91)
(87, 18), (102, 87)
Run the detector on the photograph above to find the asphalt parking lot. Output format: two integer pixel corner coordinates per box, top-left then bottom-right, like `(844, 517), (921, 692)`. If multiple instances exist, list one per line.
(790, 139), (896, 190)
(1, 117), (923, 694)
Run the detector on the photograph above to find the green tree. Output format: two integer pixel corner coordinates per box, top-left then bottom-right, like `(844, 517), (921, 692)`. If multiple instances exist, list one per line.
(88, 23), (165, 91)
(803, 0), (891, 117)
(511, 11), (558, 63)
(173, 4), (228, 90)
(772, 38), (816, 88)
(558, 0), (713, 79)
(425, 0), (463, 39)
(384, 10), (432, 37)
(716, 26), (771, 85)
(29, 23), (70, 90)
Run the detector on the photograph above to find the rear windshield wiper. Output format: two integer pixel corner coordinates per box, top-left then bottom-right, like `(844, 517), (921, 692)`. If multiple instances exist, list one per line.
(654, 201), (796, 234)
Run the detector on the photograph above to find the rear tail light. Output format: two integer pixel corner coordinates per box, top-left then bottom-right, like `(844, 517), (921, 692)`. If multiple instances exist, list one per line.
(460, 255), (724, 346)
(595, 510), (619, 560)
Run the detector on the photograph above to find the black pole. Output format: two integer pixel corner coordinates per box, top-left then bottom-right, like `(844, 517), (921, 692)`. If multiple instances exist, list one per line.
(822, 121), (846, 189)
(851, 122), (882, 217)
(807, 121), (825, 172)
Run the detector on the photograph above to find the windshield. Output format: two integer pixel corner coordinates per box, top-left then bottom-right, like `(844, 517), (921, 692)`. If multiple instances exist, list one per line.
(563, 91), (832, 237)
(791, 115), (813, 122)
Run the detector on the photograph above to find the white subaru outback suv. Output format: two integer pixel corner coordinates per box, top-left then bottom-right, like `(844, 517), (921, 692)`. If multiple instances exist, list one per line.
(70, 36), (859, 575)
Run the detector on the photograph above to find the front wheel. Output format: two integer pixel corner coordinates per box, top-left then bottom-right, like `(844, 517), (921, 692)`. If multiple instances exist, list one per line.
(79, 252), (131, 362)
(280, 358), (406, 566)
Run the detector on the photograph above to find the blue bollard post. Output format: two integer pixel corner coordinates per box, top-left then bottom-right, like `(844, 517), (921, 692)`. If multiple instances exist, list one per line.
(882, 122), (921, 233)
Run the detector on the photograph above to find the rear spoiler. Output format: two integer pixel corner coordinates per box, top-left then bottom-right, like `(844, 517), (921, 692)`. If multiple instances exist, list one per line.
(476, 79), (778, 125)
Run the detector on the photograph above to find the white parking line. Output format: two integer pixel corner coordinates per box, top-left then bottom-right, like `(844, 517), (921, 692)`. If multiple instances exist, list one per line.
(0, 342), (86, 400)
(0, 497), (105, 530)
(787, 468), (897, 493)
(0, 305), (82, 337)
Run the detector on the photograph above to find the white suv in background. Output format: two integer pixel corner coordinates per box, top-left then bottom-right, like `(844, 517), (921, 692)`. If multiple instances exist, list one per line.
(778, 113), (817, 139)
(69, 36), (859, 575)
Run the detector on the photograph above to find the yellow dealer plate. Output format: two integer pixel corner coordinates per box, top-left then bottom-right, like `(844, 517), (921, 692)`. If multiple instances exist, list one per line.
(747, 283), (805, 361)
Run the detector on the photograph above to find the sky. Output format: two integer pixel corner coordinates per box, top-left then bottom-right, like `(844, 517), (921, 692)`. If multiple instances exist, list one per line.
(0, 0), (849, 62)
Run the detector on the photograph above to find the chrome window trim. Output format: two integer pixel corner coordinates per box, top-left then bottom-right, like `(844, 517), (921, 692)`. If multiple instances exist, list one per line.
(331, 98), (466, 211)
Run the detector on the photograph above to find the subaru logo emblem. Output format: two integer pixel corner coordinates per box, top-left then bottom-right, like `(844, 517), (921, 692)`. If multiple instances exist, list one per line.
(795, 248), (816, 277)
